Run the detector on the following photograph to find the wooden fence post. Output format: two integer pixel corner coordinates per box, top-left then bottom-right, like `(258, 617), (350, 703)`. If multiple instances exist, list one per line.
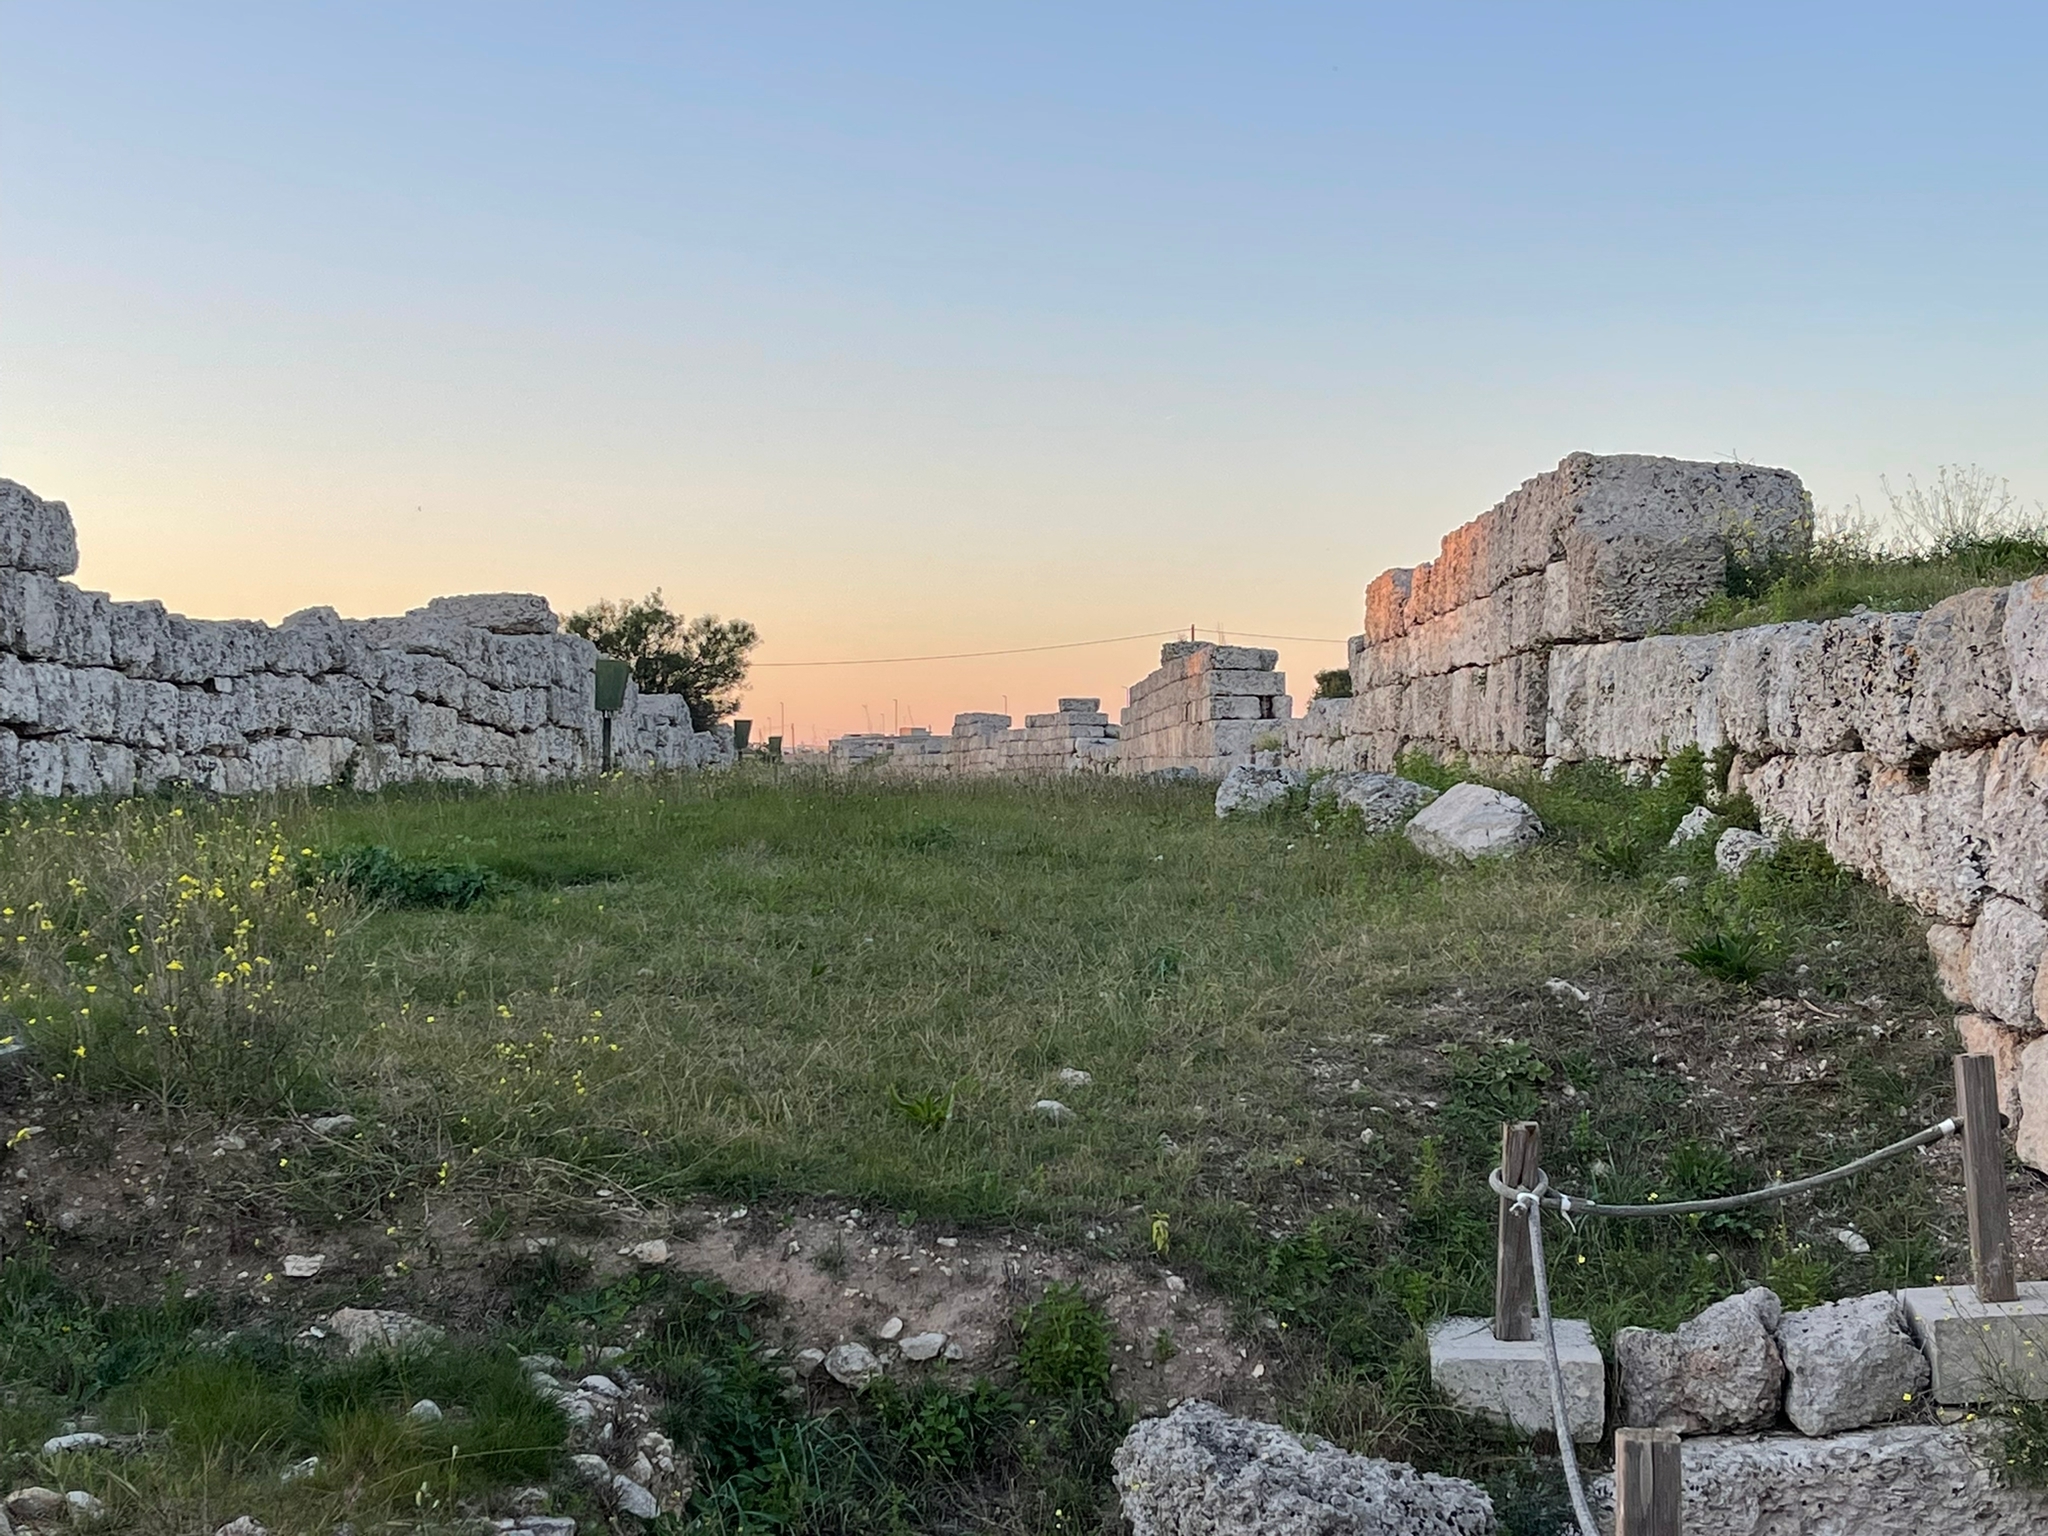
(1493, 1120), (1540, 1342)
(1956, 1052), (2017, 1303)
(1614, 1427), (1683, 1535)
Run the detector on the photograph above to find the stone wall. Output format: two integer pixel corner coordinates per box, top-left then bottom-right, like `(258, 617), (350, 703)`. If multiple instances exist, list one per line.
(1288, 451), (2048, 1170)
(1115, 642), (1292, 776)
(1295, 452), (1811, 774)
(0, 478), (730, 796)
(828, 700), (1118, 775)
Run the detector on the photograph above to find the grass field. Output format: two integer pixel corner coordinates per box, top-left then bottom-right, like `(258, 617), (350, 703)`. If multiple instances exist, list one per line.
(0, 761), (1976, 1533)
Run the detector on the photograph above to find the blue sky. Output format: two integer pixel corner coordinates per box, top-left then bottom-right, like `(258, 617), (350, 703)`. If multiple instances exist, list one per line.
(4, 3), (2044, 738)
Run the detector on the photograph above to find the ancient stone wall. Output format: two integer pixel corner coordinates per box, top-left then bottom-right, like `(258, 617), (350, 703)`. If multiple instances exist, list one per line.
(828, 700), (1117, 775)
(1291, 451), (2048, 1169)
(0, 478), (730, 796)
(1297, 453), (1811, 773)
(1114, 643), (1292, 776)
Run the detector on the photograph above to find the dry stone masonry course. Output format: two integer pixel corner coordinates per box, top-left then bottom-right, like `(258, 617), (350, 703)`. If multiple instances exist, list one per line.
(0, 479), (730, 798)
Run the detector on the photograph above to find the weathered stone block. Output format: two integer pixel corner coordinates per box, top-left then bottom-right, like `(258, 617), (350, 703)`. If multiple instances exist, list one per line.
(1404, 783), (1543, 861)
(2004, 574), (2048, 732)
(416, 593), (558, 635)
(1592, 1421), (2048, 1536)
(1908, 586), (2014, 749)
(1427, 1316), (1603, 1442)
(1959, 1013), (2027, 1128)
(2019, 1034), (2048, 1173)
(1927, 923), (1975, 1007)
(1965, 895), (2048, 1028)
(1113, 1400), (1497, 1536)
(1777, 1293), (1929, 1436)
(1616, 1287), (1785, 1433)
(1867, 751), (1990, 921)
(0, 480), (80, 576)
(1900, 1280), (2048, 1403)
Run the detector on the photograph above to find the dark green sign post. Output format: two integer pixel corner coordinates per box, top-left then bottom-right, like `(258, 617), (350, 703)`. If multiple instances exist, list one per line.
(594, 658), (630, 774)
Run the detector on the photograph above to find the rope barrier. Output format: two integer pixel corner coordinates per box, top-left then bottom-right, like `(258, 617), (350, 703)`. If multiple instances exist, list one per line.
(1489, 1114), (1964, 1536)
(1486, 1117), (1958, 1219)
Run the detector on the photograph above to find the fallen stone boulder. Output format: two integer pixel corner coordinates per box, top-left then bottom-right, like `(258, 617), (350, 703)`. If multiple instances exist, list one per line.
(1616, 1287), (1785, 1433)
(1777, 1293), (1929, 1436)
(1308, 771), (1438, 831)
(1714, 827), (1780, 876)
(1113, 1400), (1495, 1536)
(416, 593), (559, 635)
(1402, 782), (1542, 861)
(1214, 764), (1302, 818)
(1592, 1421), (2048, 1536)
(306, 1308), (444, 1356)
(1668, 804), (1719, 847)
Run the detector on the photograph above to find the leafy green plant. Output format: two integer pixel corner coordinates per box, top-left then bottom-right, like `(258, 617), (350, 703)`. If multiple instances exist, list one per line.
(889, 1084), (955, 1133)
(1015, 1283), (1112, 1401)
(309, 845), (494, 910)
(1679, 925), (1769, 984)
(1313, 668), (1354, 700)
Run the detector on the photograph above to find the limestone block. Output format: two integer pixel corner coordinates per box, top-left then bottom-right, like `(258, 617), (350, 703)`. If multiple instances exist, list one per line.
(105, 599), (167, 675)
(113, 676), (180, 749)
(1899, 1280), (2048, 1403)
(1927, 924), (1975, 1006)
(478, 632), (559, 690)
(1404, 783), (1543, 861)
(1715, 827), (1780, 876)
(49, 584), (114, 667)
(1111, 1400), (1497, 1536)
(1777, 1293), (1929, 1436)
(1867, 751), (1990, 921)
(1197, 669), (1286, 699)
(1748, 753), (1877, 881)
(271, 606), (361, 676)
(1308, 771), (1438, 830)
(1895, 586), (2012, 751)
(2021, 1035), (2048, 1172)
(31, 663), (120, 738)
(0, 653), (38, 727)
(1400, 672), (1451, 746)
(1594, 1421), (2048, 1536)
(1546, 635), (1721, 761)
(1965, 896), (2047, 1028)
(2004, 574), (2048, 731)
(416, 592), (558, 635)
(1616, 1287), (1785, 1433)
(1958, 1014), (2026, 1128)
(1364, 567), (1413, 643)
(0, 479), (81, 576)
(1427, 1316), (1604, 1441)
(1711, 622), (1816, 754)
(1981, 733), (2048, 911)
(0, 727), (17, 796)
(409, 654), (469, 710)
(1857, 611), (1922, 761)
(0, 569), (61, 658)
(1188, 644), (1279, 673)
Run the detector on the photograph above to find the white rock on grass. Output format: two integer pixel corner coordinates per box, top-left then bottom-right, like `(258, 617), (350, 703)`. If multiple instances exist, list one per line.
(281, 1254), (325, 1278)
(407, 1399), (443, 1423)
(64, 1491), (106, 1520)
(307, 1308), (442, 1356)
(1032, 1099), (1074, 1124)
(823, 1342), (882, 1389)
(898, 1332), (948, 1362)
(1778, 1294), (1930, 1437)
(5, 1488), (68, 1523)
(214, 1519), (270, 1536)
(878, 1317), (905, 1341)
(1113, 1400), (1496, 1536)
(1214, 764), (1301, 818)
(1714, 827), (1780, 876)
(280, 1456), (320, 1484)
(1616, 1287), (1786, 1434)
(793, 1348), (827, 1378)
(306, 1114), (356, 1136)
(1669, 804), (1720, 847)
(570, 1454), (612, 1484)
(1307, 771), (1439, 831)
(1403, 782), (1543, 862)
(609, 1475), (659, 1521)
(628, 1239), (670, 1266)
(1056, 1067), (1093, 1087)
(40, 1433), (108, 1453)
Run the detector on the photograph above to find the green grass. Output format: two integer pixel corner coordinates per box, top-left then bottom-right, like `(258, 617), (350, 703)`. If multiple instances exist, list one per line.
(1679, 532), (2048, 631)
(0, 763), (1968, 1532)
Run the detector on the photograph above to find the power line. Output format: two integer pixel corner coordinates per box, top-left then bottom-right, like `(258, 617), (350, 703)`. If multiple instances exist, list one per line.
(749, 625), (1349, 669)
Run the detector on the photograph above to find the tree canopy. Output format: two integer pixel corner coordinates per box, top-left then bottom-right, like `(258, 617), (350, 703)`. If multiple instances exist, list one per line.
(564, 590), (759, 727)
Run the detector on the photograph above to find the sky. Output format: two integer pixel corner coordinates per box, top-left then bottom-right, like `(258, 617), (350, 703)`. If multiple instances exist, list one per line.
(4, 3), (2046, 743)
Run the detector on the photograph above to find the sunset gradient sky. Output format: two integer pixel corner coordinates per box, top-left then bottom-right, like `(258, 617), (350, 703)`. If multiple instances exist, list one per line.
(5, 3), (2045, 741)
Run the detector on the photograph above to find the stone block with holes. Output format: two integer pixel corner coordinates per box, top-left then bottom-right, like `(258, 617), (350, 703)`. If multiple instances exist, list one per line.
(1899, 1281), (2048, 1403)
(1427, 1315), (1605, 1441)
